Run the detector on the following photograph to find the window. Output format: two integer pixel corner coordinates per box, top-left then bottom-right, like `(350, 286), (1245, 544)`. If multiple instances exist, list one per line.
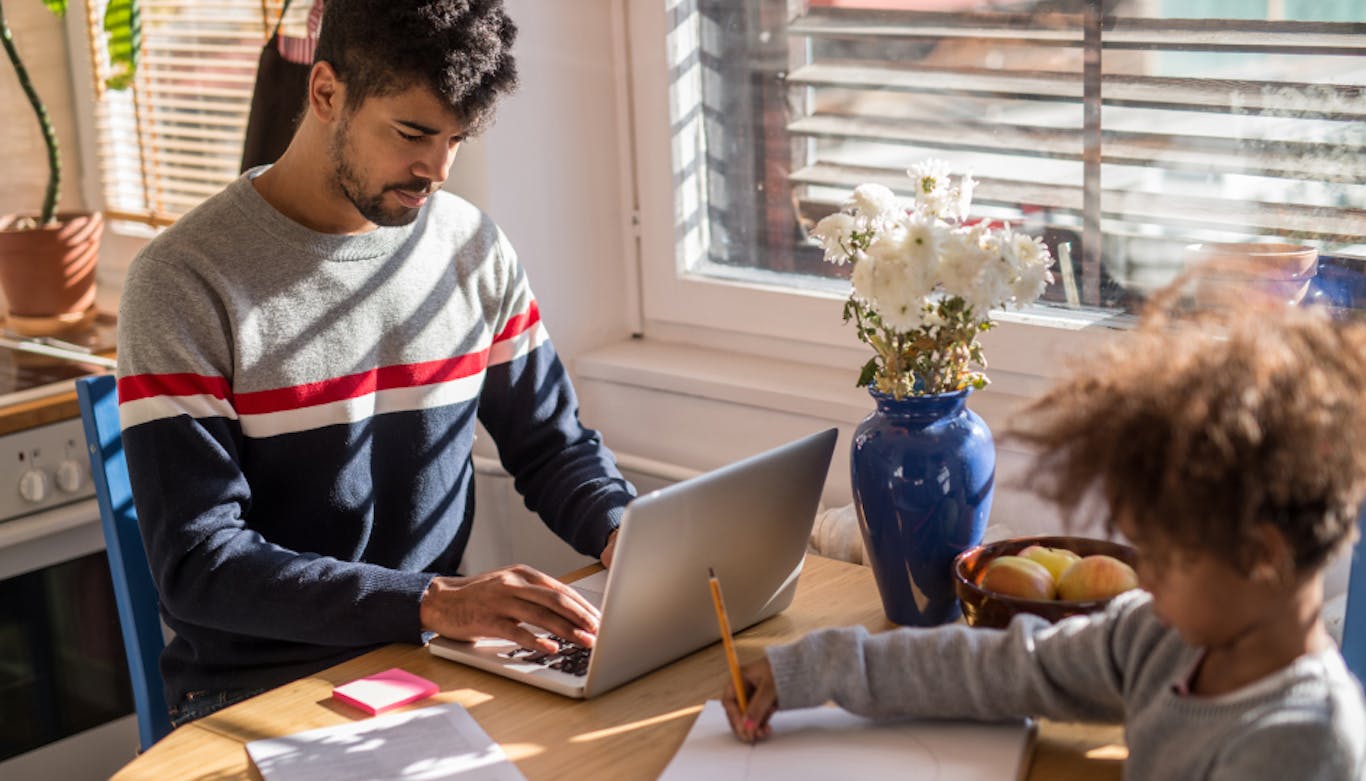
(80, 0), (311, 227)
(629, 0), (1365, 353)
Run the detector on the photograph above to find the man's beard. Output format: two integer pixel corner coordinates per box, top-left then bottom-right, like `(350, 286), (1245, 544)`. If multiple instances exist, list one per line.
(329, 119), (430, 227)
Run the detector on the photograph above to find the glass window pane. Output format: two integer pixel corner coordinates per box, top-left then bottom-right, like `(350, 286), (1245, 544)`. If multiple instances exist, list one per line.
(669, 0), (1366, 316)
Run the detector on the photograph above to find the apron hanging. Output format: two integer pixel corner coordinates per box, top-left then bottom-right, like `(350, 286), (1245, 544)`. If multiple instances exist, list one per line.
(240, 0), (312, 172)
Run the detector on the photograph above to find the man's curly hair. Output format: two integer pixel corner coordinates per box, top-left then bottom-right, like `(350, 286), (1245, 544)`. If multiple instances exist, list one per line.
(1011, 293), (1366, 575)
(314, 0), (518, 134)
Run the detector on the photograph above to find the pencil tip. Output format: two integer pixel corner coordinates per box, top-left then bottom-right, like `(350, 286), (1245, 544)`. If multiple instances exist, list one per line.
(708, 566), (716, 578)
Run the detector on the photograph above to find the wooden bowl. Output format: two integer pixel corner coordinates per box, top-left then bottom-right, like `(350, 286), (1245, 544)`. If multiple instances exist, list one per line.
(953, 535), (1139, 629)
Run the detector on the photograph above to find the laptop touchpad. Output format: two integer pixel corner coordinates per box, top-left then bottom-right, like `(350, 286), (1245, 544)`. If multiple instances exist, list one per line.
(572, 570), (609, 611)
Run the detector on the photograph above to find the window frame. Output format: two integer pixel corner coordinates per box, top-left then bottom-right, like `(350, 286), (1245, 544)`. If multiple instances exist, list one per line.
(624, 0), (1126, 386)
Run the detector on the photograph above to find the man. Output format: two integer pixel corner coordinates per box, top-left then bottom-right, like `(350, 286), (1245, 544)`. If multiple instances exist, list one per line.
(116, 0), (634, 727)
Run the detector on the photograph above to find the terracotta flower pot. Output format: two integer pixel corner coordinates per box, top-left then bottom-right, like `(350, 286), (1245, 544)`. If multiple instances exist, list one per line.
(0, 212), (103, 334)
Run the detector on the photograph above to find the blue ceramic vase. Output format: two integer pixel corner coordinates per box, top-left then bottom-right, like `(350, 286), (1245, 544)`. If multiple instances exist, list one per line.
(851, 387), (995, 626)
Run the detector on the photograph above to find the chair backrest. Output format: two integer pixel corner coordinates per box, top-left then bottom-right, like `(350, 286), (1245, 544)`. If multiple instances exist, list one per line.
(75, 374), (171, 751)
(1343, 510), (1365, 684)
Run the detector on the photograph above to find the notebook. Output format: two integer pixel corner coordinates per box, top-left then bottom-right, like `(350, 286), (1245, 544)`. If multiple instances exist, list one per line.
(246, 702), (525, 781)
(427, 427), (839, 698)
(660, 700), (1035, 781)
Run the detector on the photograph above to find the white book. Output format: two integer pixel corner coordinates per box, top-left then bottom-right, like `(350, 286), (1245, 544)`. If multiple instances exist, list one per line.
(245, 701), (526, 781)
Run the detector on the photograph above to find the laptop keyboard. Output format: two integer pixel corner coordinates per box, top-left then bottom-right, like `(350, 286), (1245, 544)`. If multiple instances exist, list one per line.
(500, 636), (592, 676)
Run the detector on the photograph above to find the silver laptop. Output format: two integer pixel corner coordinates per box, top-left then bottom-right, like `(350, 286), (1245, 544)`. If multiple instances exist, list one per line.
(427, 427), (838, 698)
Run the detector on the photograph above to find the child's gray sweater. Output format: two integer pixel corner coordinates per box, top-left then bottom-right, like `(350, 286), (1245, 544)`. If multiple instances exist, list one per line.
(767, 591), (1364, 780)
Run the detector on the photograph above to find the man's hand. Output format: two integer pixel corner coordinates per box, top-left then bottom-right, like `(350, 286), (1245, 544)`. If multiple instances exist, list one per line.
(722, 656), (779, 743)
(419, 565), (600, 654)
(600, 528), (620, 569)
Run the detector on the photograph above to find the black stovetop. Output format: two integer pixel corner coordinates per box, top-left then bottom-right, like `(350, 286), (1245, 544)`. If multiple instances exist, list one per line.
(0, 314), (116, 402)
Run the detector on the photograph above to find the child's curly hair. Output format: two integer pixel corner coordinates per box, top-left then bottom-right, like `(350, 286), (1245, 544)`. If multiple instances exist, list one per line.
(1011, 293), (1366, 575)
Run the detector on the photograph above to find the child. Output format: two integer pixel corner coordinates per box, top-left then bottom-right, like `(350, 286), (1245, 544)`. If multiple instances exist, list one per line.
(722, 300), (1366, 780)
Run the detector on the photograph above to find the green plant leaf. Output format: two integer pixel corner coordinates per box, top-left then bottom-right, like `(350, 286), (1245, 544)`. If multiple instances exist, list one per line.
(856, 358), (878, 388)
(103, 0), (140, 90)
(42, 1), (67, 16)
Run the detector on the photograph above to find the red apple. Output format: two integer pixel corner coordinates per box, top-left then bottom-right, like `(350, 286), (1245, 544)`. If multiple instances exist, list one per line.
(1056, 555), (1139, 601)
(1018, 544), (1081, 582)
(980, 555), (1057, 601)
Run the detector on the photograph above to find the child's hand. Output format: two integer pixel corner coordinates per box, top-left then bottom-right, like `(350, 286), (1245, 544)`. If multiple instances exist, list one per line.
(722, 656), (779, 743)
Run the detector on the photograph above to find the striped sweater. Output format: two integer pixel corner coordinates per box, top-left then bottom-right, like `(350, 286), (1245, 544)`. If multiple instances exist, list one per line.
(116, 170), (634, 707)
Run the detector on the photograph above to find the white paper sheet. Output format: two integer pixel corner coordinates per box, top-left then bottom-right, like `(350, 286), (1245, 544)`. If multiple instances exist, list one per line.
(245, 701), (526, 781)
(659, 700), (1033, 781)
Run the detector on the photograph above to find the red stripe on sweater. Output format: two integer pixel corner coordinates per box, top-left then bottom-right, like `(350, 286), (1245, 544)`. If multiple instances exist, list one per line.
(233, 351), (489, 415)
(118, 373), (233, 404)
(118, 303), (542, 415)
(495, 300), (541, 343)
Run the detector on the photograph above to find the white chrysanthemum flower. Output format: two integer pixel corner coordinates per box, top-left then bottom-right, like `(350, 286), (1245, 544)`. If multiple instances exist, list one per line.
(864, 220), (908, 262)
(937, 227), (990, 300)
(871, 262), (925, 332)
(951, 174), (977, 222)
(896, 214), (944, 300)
(845, 184), (900, 224)
(850, 253), (877, 303)
(974, 221), (1003, 254)
(1003, 233), (1055, 306)
(967, 254), (1013, 315)
(879, 296), (925, 332)
(1008, 232), (1032, 258)
(1009, 262), (1055, 306)
(902, 213), (941, 267)
(1011, 233), (1049, 269)
(923, 191), (957, 221)
(977, 226), (1016, 299)
(908, 159), (951, 199)
(812, 212), (857, 264)
(908, 159), (954, 220)
(871, 256), (905, 302)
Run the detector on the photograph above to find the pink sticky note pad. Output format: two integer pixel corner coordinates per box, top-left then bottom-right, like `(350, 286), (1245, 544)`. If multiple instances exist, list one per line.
(332, 668), (439, 715)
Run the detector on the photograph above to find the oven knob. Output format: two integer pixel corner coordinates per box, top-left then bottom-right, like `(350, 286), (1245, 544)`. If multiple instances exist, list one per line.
(56, 459), (86, 494)
(18, 468), (50, 503)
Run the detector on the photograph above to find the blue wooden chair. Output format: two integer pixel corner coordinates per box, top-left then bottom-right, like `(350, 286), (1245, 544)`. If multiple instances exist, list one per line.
(75, 373), (172, 751)
(1343, 511), (1365, 684)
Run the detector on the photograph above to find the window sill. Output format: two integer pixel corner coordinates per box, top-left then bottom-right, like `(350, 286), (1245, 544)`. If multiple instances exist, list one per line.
(574, 332), (1090, 438)
(576, 338), (874, 425)
(573, 336), (1078, 534)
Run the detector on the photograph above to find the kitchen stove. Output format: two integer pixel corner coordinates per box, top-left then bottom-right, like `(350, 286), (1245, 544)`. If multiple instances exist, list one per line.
(0, 416), (97, 522)
(0, 314), (139, 781)
(0, 342), (112, 408)
(0, 316), (116, 524)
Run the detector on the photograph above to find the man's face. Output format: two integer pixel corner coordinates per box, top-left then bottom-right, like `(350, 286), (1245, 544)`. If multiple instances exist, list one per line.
(327, 83), (467, 228)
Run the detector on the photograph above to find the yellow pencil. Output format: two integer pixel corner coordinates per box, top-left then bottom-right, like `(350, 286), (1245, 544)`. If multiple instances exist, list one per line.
(708, 566), (749, 713)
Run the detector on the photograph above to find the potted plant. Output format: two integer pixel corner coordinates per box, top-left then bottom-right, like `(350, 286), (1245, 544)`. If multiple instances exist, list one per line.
(0, 0), (138, 335)
(811, 160), (1056, 627)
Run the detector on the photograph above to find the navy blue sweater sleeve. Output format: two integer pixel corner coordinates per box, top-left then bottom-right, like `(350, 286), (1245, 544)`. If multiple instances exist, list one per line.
(479, 345), (634, 557)
(475, 240), (635, 558)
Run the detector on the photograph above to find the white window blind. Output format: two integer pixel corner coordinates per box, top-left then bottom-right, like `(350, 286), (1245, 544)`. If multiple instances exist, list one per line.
(672, 1), (1366, 315)
(85, 0), (312, 227)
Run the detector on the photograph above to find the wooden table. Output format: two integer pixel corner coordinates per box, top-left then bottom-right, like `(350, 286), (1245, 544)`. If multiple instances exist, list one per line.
(110, 555), (1126, 780)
